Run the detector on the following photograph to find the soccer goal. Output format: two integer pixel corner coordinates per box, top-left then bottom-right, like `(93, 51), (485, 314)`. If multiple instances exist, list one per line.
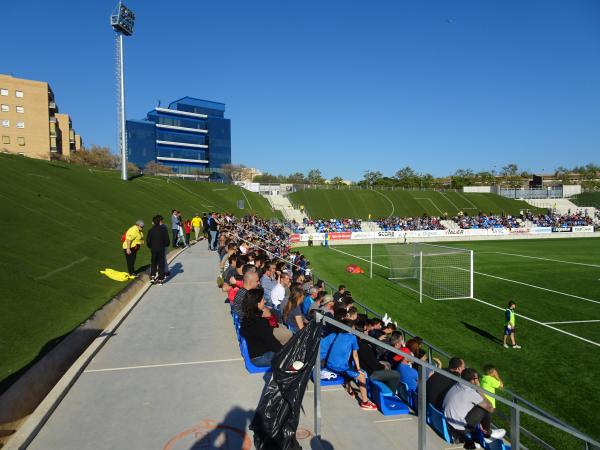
(377, 242), (473, 303)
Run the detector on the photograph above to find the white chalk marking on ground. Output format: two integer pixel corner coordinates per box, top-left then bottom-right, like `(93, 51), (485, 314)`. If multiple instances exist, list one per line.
(456, 191), (479, 209)
(306, 387), (346, 394)
(35, 256), (89, 280)
(415, 197), (443, 215)
(170, 179), (214, 208)
(373, 417), (413, 424)
(437, 191), (459, 212)
(240, 187), (253, 210)
(84, 357), (244, 373)
(493, 251), (600, 268)
(543, 319), (600, 325)
(329, 246), (600, 347)
(372, 190), (395, 218)
(212, 188), (228, 191)
(471, 297), (600, 348)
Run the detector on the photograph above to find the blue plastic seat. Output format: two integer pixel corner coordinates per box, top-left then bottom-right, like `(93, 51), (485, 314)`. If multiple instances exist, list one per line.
(484, 439), (511, 450)
(239, 337), (271, 374)
(369, 379), (410, 415)
(426, 403), (453, 443)
(397, 381), (417, 410)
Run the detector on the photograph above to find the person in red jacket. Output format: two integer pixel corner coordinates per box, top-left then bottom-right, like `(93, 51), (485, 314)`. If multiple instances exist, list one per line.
(184, 219), (192, 246)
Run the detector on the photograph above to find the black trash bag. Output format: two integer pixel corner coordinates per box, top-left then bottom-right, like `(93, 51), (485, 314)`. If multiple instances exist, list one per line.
(250, 319), (322, 450)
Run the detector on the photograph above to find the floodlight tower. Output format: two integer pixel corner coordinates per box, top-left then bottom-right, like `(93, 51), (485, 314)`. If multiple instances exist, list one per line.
(110, 2), (135, 181)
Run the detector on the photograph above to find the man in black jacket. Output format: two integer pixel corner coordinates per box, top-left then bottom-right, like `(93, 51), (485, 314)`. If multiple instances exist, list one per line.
(426, 356), (465, 410)
(147, 215), (170, 284)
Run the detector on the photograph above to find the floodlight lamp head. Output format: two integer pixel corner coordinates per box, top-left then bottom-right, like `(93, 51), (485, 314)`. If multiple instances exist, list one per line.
(110, 1), (135, 36)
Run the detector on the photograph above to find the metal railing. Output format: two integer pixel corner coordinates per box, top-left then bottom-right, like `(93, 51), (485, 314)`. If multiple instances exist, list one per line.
(227, 223), (600, 449)
(313, 313), (600, 450)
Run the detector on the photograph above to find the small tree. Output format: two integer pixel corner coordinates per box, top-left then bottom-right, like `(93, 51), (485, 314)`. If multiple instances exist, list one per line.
(287, 172), (306, 184)
(363, 170), (383, 187)
(144, 161), (173, 175)
(222, 163), (254, 182)
(329, 176), (345, 185)
(70, 145), (119, 169)
(307, 169), (325, 185)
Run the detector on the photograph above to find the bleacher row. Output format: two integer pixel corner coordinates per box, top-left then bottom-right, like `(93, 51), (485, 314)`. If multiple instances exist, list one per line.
(224, 288), (509, 450)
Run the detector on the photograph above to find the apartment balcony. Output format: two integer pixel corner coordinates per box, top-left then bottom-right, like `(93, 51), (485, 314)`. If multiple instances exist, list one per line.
(49, 101), (57, 110)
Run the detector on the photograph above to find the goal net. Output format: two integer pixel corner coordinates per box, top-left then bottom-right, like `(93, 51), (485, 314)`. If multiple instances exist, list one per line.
(383, 243), (473, 302)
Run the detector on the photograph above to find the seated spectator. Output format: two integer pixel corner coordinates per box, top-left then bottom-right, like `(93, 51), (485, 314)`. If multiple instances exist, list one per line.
(480, 364), (504, 410)
(396, 348), (418, 391)
(283, 286), (305, 334)
(333, 285), (346, 302)
(232, 270), (259, 318)
(345, 306), (358, 321)
(426, 357), (464, 410)
(308, 294), (335, 320)
(221, 279), (239, 304)
(239, 288), (283, 367)
(354, 317), (401, 393)
(321, 319), (378, 411)
(443, 368), (506, 447)
(384, 331), (405, 366)
(302, 287), (319, 318)
(260, 262), (277, 306)
(270, 272), (291, 312)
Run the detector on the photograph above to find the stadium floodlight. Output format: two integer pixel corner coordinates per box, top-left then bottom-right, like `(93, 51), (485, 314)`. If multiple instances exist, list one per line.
(110, 2), (135, 181)
(375, 242), (473, 303)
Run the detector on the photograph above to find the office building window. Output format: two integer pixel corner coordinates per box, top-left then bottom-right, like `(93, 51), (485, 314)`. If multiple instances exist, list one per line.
(2, 135), (9, 144)
(2, 120), (9, 127)
(16, 106), (24, 113)
(16, 121), (24, 129)
(17, 137), (25, 146)
(1, 104), (8, 112)
(15, 90), (24, 98)
(0, 89), (8, 96)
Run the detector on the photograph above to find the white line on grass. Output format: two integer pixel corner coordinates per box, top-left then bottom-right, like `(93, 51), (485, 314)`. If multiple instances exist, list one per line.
(415, 197), (444, 215)
(240, 187), (253, 210)
(543, 319), (600, 325)
(84, 357), (244, 373)
(493, 252), (600, 269)
(372, 190), (395, 218)
(471, 297), (600, 348)
(35, 257), (89, 280)
(329, 246), (600, 347)
(437, 191), (460, 212)
(456, 191), (479, 209)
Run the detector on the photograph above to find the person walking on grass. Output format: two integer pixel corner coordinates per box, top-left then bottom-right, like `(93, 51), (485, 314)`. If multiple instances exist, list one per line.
(503, 301), (521, 349)
(146, 215), (170, 285)
(123, 220), (145, 276)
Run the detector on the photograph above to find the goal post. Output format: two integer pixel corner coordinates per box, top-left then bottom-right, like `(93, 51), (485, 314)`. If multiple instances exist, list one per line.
(381, 242), (473, 302)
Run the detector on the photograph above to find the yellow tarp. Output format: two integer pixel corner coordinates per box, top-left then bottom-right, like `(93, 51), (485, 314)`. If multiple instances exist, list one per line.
(100, 268), (136, 282)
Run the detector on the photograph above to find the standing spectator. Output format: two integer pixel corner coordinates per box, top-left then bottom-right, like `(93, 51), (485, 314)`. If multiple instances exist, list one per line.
(426, 357), (465, 410)
(170, 210), (179, 248)
(271, 272), (291, 312)
(191, 213), (203, 241)
(443, 368), (506, 447)
(209, 212), (219, 251)
(202, 212), (210, 242)
(322, 319), (377, 411)
(502, 301), (521, 349)
(239, 288), (282, 367)
(184, 219), (192, 246)
(146, 215), (170, 284)
(480, 364), (504, 410)
(122, 220), (144, 276)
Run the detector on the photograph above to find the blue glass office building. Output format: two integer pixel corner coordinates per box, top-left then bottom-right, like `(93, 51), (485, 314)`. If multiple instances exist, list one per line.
(126, 97), (231, 180)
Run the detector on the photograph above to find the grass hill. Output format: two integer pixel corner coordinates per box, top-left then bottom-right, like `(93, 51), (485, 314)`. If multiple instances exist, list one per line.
(571, 192), (600, 209)
(0, 153), (277, 390)
(288, 188), (538, 219)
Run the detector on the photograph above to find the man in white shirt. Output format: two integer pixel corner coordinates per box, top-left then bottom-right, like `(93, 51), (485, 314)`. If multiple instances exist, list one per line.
(270, 272), (291, 312)
(443, 368), (505, 448)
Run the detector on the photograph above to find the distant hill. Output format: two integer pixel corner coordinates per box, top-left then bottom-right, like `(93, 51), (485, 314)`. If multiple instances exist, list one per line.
(0, 153), (276, 390)
(288, 188), (538, 219)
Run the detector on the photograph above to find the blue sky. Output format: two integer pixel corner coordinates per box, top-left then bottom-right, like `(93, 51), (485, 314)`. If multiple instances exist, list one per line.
(3, 0), (600, 179)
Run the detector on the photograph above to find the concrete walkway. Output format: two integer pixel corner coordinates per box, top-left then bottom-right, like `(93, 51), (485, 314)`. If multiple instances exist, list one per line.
(27, 244), (453, 450)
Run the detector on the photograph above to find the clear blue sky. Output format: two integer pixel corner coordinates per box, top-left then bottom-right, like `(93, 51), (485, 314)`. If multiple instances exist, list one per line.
(4, 0), (600, 179)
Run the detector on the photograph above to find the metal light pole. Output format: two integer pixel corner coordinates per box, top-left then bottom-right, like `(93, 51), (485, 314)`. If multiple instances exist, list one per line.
(110, 2), (135, 181)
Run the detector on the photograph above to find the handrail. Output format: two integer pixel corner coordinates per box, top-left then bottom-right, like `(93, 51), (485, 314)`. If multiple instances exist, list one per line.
(227, 223), (599, 448)
(314, 313), (600, 450)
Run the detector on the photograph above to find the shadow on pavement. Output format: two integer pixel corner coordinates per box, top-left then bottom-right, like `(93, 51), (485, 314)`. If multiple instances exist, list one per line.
(461, 321), (502, 344)
(188, 406), (254, 450)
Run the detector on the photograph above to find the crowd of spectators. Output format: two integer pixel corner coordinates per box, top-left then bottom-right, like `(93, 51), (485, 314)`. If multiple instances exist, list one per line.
(211, 216), (507, 448)
(453, 214), (521, 229)
(526, 212), (594, 227)
(376, 215), (445, 231)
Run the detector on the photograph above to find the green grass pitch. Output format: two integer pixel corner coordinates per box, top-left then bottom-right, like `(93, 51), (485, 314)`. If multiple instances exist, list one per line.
(300, 237), (600, 446)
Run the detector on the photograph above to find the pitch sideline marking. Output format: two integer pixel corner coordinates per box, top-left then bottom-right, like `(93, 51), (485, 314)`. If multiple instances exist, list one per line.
(84, 357), (244, 373)
(493, 251), (600, 269)
(543, 319), (600, 325)
(456, 191), (479, 209)
(328, 246), (600, 347)
(437, 190), (460, 212)
(239, 187), (253, 210)
(471, 297), (600, 348)
(372, 189), (395, 218)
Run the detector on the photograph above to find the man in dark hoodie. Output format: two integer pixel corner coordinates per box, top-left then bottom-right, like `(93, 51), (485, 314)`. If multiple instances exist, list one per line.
(147, 214), (170, 284)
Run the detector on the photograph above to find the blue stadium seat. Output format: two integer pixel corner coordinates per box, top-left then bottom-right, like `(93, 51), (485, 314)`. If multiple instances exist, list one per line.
(397, 381), (417, 410)
(426, 403), (453, 443)
(484, 439), (511, 450)
(369, 379), (410, 415)
(239, 337), (271, 374)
